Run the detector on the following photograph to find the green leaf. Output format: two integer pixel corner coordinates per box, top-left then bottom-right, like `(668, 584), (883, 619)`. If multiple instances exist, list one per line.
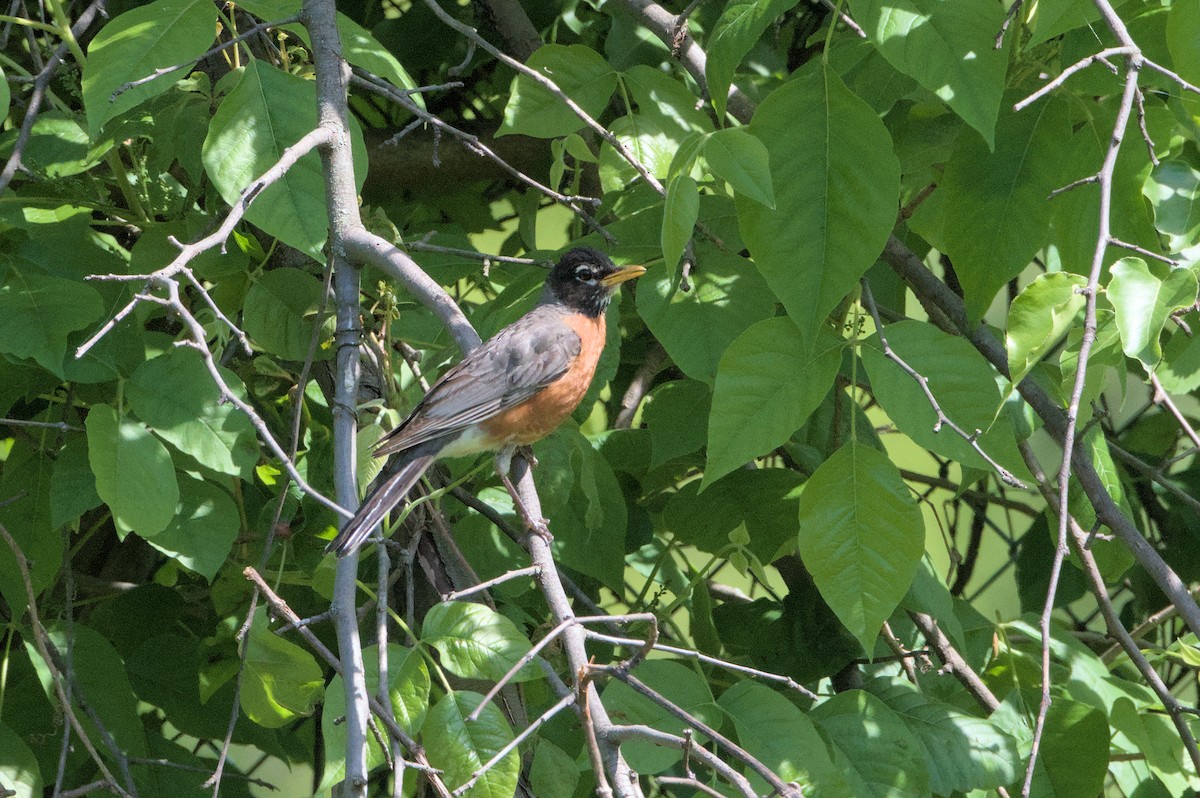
(1110, 697), (1187, 787)
(861, 320), (1029, 478)
(0, 263), (103, 377)
(422, 692), (519, 798)
(846, 0), (1007, 146)
(739, 62), (898, 344)
(1167, 0), (1200, 85)
(421, 601), (539, 682)
(1157, 322), (1200, 393)
(1025, 0), (1102, 48)
(36, 624), (148, 757)
(940, 98), (1071, 319)
(0, 65), (8, 124)
(81, 0), (218, 136)
(242, 267), (329, 361)
(811, 690), (930, 798)
(322, 644), (430, 792)
(86, 403), (179, 537)
(1108, 257), (1198, 367)
(0, 444), (61, 613)
(991, 691), (1109, 797)
(202, 61), (366, 258)
(644, 379), (711, 467)
(636, 248), (775, 382)
(1006, 272), (1087, 388)
(664, 469), (804, 562)
(867, 676), (1019, 794)
(529, 740), (578, 798)
(0, 113), (105, 178)
(1143, 159), (1200, 252)
(126, 348), (258, 478)
(50, 434), (101, 529)
(0, 723), (42, 798)
(241, 607), (323, 728)
(718, 680), (847, 796)
(661, 174), (699, 272)
(601, 661), (718, 773)
(497, 45), (617, 138)
(703, 128), (775, 208)
(144, 474), (239, 581)
(705, 0), (801, 121)
(796, 443), (924, 653)
(705, 319), (842, 486)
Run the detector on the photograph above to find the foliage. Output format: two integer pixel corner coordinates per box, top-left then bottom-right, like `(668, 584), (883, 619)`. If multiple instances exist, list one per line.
(2, 0), (1200, 796)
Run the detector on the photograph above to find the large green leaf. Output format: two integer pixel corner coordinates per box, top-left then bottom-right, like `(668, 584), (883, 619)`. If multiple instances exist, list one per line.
(202, 60), (366, 259)
(497, 44), (618, 138)
(739, 62), (898, 343)
(847, 0), (1007, 146)
(796, 442), (924, 653)
(811, 690), (930, 798)
(861, 320), (1030, 478)
(86, 403), (179, 537)
(144, 474), (239, 581)
(940, 98), (1070, 320)
(241, 607), (323, 728)
(1107, 257), (1198, 367)
(1006, 272), (1087, 389)
(991, 691), (1109, 797)
(636, 249), (775, 382)
(421, 601), (539, 683)
(81, 0), (217, 136)
(0, 262), (103, 377)
(1142, 159), (1200, 252)
(705, 0), (801, 121)
(867, 676), (1019, 794)
(1166, 0), (1200, 85)
(601, 661), (718, 773)
(718, 680), (848, 796)
(242, 267), (329, 361)
(705, 319), (843, 486)
(422, 692), (519, 798)
(126, 348), (258, 478)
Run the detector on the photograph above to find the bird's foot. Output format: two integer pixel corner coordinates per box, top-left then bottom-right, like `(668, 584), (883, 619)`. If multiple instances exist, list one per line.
(526, 516), (553, 542)
(517, 445), (538, 469)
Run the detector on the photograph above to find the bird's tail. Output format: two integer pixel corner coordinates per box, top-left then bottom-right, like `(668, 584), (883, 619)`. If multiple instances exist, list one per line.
(325, 451), (438, 557)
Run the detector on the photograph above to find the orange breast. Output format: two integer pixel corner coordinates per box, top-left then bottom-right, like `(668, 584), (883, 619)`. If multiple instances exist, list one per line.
(480, 313), (606, 446)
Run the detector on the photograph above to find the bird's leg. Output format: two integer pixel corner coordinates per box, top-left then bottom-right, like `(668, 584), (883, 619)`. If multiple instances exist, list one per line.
(516, 444), (538, 469)
(495, 448), (552, 541)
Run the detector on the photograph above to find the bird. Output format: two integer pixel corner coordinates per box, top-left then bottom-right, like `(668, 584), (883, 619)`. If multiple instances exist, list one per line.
(326, 246), (645, 557)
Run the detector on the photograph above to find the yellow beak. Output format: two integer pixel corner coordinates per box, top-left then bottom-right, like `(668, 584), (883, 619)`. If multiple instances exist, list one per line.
(600, 264), (647, 287)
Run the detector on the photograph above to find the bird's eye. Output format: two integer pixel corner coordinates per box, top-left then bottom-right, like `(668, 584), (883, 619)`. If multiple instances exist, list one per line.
(574, 265), (596, 282)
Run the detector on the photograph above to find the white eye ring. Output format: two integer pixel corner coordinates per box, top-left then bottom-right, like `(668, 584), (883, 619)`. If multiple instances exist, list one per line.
(575, 265), (596, 282)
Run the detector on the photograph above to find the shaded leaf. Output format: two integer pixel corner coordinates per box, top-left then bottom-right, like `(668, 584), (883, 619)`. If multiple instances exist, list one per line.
(145, 474), (239, 581)
(1142, 159), (1200, 252)
(703, 128), (775, 208)
(242, 267), (329, 361)
(661, 174), (698, 272)
(602, 661), (718, 773)
(811, 690), (930, 798)
(705, 0), (801, 120)
(0, 263), (103, 377)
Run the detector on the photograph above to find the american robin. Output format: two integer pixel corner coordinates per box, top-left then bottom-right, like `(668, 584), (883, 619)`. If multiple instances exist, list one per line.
(327, 247), (645, 557)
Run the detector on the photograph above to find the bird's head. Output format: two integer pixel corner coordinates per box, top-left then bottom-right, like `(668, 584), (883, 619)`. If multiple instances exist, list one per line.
(545, 246), (645, 317)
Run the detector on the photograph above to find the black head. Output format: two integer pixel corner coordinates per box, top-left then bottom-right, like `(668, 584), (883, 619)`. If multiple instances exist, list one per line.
(544, 246), (646, 317)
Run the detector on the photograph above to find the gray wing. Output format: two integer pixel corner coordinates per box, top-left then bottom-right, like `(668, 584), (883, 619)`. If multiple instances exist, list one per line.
(374, 306), (581, 456)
